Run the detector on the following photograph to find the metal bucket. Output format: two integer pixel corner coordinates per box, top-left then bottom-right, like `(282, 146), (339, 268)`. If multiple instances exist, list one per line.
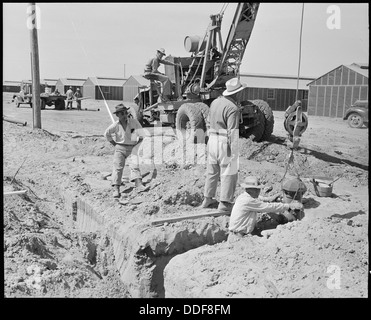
(312, 179), (333, 197)
(184, 35), (207, 52)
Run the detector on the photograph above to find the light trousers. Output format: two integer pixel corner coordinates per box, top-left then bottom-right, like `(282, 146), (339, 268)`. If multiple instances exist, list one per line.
(204, 134), (238, 203)
(111, 144), (142, 186)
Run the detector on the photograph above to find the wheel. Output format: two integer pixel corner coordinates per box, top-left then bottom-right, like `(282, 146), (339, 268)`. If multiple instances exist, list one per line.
(194, 102), (209, 129)
(175, 103), (205, 144)
(284, 112), (308, 136)
(239, 108), (265, 142)
(194, 102), (209, 143)
(251, 99), (274, 141)
(14, 97), (20, 108)
(347, 112), (364, 128)
(55, 99), (65, 110)
(129, 104), (143, 123)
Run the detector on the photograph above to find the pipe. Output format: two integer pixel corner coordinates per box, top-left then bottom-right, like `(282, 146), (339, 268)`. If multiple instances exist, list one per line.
(3, 116), (27, 126)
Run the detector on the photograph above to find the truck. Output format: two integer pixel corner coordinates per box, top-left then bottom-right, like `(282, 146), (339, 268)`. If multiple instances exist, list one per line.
(134, 3), (274, 143)
(12, 91), (89, 110)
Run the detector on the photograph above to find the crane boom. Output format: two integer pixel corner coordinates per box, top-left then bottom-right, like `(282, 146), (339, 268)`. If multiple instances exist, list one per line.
(209, 3), (260, 88)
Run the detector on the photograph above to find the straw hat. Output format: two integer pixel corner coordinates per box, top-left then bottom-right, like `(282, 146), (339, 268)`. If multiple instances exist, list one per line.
(157, 48), (166, 55)
(113, 103), (130, 114)
(240, 176), (263, 189)
(223, 77), (247, 96)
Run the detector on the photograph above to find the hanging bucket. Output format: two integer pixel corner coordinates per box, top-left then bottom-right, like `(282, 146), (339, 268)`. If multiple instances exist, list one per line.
(312, 178), (333, 197)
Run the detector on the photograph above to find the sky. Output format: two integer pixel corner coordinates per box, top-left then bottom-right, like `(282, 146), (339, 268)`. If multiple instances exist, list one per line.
(3, 2), (369, 82)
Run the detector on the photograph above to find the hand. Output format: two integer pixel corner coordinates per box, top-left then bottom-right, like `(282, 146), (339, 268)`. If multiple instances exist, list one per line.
(289, 202), (303, 211)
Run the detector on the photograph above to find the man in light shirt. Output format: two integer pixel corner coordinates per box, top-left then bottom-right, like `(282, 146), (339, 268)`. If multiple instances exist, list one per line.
(228, 176), (303, 238)
(104, 103), (149, 198)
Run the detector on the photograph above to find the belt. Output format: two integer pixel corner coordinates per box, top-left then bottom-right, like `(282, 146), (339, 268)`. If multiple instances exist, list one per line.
(209, 131), (228, 137)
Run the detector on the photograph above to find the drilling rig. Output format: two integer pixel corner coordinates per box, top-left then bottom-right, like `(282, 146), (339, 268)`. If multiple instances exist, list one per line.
(135, 3), (274, 143)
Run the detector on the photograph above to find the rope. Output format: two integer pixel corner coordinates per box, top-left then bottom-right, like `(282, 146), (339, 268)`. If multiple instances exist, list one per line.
(67, 8), (115, 124)
(295, 3), (305, 102)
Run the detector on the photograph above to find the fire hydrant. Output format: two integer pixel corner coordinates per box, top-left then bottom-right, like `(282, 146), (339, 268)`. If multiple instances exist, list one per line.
(281, 177), (307, 222)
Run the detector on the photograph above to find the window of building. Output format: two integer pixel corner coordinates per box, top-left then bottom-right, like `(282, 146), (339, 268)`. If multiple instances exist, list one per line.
(267, 89), (275, 99)
(302, 90), (308, 100)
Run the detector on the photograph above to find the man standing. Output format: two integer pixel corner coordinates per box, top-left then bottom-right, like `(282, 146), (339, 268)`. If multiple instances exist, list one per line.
(74, 88), (82, 111)
(144, 48), (179, 102)
(66, 86), (74, 109)
(104, 103), (149, 198)
(201, 77), (246, 213)
(228, 176), (303, 239)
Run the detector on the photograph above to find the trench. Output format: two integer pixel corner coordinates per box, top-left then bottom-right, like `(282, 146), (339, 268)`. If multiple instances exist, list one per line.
(60, 187), (230, 298)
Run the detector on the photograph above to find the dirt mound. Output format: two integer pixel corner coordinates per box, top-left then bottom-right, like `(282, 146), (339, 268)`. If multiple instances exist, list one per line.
(164, 213), (368, 298)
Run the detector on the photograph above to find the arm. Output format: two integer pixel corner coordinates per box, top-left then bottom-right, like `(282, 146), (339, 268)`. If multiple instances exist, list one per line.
(225, 106), (240, 157)
(104, 123), (117, 147)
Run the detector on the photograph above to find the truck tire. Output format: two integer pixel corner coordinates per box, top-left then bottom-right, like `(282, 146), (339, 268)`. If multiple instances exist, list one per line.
(240, 108), (265, 142)
(194, 102), (209, 129)
(55, 99), (65, 110)
(347, 112), (364, 128)
(251, 99), (274, 141)
(195, 102), (209, 144)
(176, 103), (205, 144)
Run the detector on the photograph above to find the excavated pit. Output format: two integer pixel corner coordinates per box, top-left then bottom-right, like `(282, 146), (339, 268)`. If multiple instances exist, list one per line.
(60, 186), (230, 297)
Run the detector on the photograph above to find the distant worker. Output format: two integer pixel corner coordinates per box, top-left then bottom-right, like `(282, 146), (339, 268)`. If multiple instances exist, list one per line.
(228, 176), (303, 239)
(74, 88), (82, 111)
(66, 86), (74, 109)
(201, 77), (245, 213)
(144, 48), (180, 102)
(104, 103), (149, 198)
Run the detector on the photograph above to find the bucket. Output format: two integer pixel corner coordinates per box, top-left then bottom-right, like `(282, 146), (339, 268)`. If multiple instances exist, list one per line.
(313, 180), (333, 197)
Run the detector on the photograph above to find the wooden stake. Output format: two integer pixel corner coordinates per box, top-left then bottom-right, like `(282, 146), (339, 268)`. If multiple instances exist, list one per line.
(28, 3), (41, 129)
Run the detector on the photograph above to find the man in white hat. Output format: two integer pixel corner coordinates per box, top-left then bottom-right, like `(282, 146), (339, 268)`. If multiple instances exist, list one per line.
(104, 103), (149, 198)
(144, 48), (180, 102)
(201, 77), (247, 213)
(228, 176), (303, 238)
(66, 86), (74, 109)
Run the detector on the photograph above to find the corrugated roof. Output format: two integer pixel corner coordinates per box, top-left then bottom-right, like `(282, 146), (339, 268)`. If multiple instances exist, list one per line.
(240, 73), (314, 90)
(307, 63), (368, 85)
(347, 63), (368, 78)
(42, 79), (58, 86)
(3, 80), (21, 86)
(58, 78), (87, 86)
(128, 75), (150, 87)
(86, 77), (127, 86)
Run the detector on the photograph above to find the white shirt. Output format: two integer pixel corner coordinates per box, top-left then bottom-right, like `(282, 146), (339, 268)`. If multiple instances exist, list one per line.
(104, 118), (146, 145)
(229, 192), (290, 234)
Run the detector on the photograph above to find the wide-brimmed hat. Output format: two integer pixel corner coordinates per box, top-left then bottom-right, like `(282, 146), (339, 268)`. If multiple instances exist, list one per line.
(223, 78), (247, 96)
(157, 48), (166, 55)
(240, 176), (263, 189)
(113, 103), (130, 114)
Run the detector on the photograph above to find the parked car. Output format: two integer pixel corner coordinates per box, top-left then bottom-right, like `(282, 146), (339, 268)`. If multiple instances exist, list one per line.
(343, 100), (368, 128)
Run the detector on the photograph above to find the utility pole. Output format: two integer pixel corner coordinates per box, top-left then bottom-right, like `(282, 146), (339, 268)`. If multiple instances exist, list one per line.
(124, 64), (126, 78)
(28, 3), (41, 129)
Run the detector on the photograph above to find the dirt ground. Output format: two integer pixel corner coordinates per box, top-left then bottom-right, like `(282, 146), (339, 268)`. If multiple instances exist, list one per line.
(2, 92), (368, 299)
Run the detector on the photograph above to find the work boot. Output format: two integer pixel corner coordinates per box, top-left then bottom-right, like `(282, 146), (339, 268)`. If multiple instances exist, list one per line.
(217, 201), (233, 213)
(200, 197), (217, 208)
(113, 186), (120, 198)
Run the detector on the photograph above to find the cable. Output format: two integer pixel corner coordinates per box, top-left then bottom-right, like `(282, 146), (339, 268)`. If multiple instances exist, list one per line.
(295, 3), (305, 102)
